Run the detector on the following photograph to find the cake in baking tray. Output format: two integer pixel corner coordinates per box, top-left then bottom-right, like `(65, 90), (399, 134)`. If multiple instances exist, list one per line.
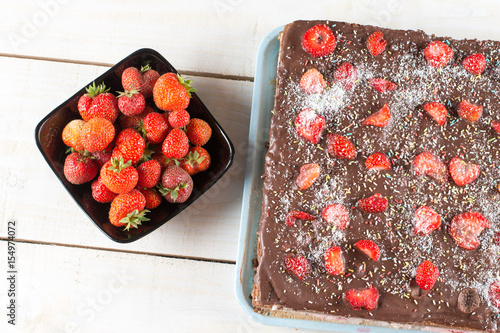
(252, 20), (500, 331)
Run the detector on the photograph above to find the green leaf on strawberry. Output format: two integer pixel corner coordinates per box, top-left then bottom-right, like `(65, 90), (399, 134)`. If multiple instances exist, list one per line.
(120, 208), (150, 231)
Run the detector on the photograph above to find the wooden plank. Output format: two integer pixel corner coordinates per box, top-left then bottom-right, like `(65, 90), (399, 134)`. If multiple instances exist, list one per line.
(0, 56), (252, 262)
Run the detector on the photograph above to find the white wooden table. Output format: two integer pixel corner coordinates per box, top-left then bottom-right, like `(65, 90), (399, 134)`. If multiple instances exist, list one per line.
(1, 1), (499, 332)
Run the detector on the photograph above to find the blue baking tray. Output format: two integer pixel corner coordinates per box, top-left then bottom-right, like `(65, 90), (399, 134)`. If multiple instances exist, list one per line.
(234, 25), (444, 333)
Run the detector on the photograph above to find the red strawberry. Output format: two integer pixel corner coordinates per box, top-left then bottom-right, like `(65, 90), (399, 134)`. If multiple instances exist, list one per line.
(78, 82), (119, 123)
(109, 189), (149, 230)
(119, 105), (154, 130)
(368, 78), (397, 92)
(345, 287), (379, 310)
(492, 120), (500, 134)
(413, 151), (448, 183)
(489, 281), (500, 308)
(424, 41), (453, 68)
(90, 150), (112, 169)
(91, 176), (117, 203)
(357, 193), (388, 213)
(153, 73), (196, 111)
(494, 232), (500, 246)
(361, 103), (391, 127)
(121, 65), (160, 98)
(301, 24), (336, 57)
(300, 68), (327, 94)
(423, 102), (447, 126)
(449, 156), (480, 186)
(415, 260), (439, 291)
(296, 163), (320, 190)
(324, 246), (344, 275)
(158, 165), (194, 203)
(112, 128), (145, 165)
(80, 117), (115, 152)
(334, 62), (357, 90)
(63, 152), (98, 185)
(366, 31), (387, 56)
(138, 187), (162, 210)
(284, 256), (311, 280)
(322, 204), (349, 230)
(354, 240), (380, 261)
(117, 90), (146, 116)
(327, 133), (356, 160)
(100, 157), (139, 194)
(413, 206), (442, 236)
(186, 118), (212, 146)
(365, 152), (391, 170)
(285, 211), (316, 227)
(457, 100), (482, 122)
(62, 119), (85, 152)
(162, 128), (189, 159)
(295, 108), (326, 144)
(462, 53), (486, 75)
(137, 159), (161, 188)
(168, 109), (190, 128)
(142, 111), (171, 145)
(179, 146), (211, 175)
(449, 211), (490, 250)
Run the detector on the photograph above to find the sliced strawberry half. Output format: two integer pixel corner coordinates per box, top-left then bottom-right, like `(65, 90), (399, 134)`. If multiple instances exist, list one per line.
(424, 41), (453, 68)
(489, 281), (500, 308)
(334, 62), (357, 91)
(300, 68), (327, 94)
(368, 78), (397, 92)
(324, 246), (344, 275)
(365, 152), (391, 170)
(322, 204), (349, 230)
(296, 163), (321, 190)
(449, 211), (490, 250)
(354, 240), (380, 261)
(449, 156), (481, 186)
(284, 256), (311, 280)
(295, 108), (326, 144)
(345, 287), (379, 310)
(301, 24), (337, 57)
(457, 100), (482, 122)
(413, 151), (448, 183)
(366, 31), (387, 56)
(327, 133), (356, 160)
(423, 102), (447, 126)
(361, 103), (391, 127)
(415, 260), (439, 291)
(462, 53), (486, 75)
(285, 211), (316, 227)
(492, 120), (500, 135)
(413, 206), (442, 236)
(357, 193), (388, 213)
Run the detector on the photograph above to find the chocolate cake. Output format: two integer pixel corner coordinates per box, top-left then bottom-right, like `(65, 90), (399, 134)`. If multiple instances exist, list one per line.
(253, 20), (500, 331)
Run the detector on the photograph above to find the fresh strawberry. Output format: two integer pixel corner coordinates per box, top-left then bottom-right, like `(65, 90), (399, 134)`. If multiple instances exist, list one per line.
(91, 176), (117, 203)
(449, 211), (490, 250)
(137, 159), (161, 188)
(415, 260), (439, 291)
(413, 206), (442, 236)
(322, 204), (349, 230)
(462, 53), (486, 75)
(121, 64), (160, 98)
(368, 78), (397, 92)
(424, 41), (453, 68)
(90, 150), (112, 169)
(78, 82), (119, 123)
(357, 193), (388, 213)
(142, 111), (171, 145)
(100, 157), (139, 194)
(423, 102), (447, 126)
(153, 73), (196, 111)
(295, 108), (326, 144)
(168, 109), (190, 128)
(344, 287), (379, 311)
(186, 118), (212, 146)
(327, 133), (356, 160)
(151, 149), (176, 171)
(492, 120), (500, 135)
(365, 152), (391, 170)
(413, 151), (448, 183)
(489, 281), (500, 308)
(285, 211), (316, 227)
(63, 152), (98, 185)
(361, 103), (391, 127)
(138, 187), (162, 210)
(162, 128), (189, 159)
(79, 117), (115, 152)
(109, 189), (149, 230)
(354, 240), (380, 261)
(62, 119), (86, 152)
(457, 100), (482, 122)
(284, 256), (311, 280)
(112, 128), (145, 165)
(301, 24), (336, 57)
(334, 62), (357, 90)
(117, 90), (146, 116)
(449, 156), (481, 186)
(366, 31), (386, 56)
(300, 68), (327, 94)
(158, 165), (194, 203)
(296, 163), (320, 190)
(324, 246), (344, 275)
(119, 105), (154, 130)
(179, 146), (211, 175)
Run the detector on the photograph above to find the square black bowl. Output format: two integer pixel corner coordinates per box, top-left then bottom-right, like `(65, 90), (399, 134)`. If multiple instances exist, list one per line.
(35, 48), (234, 243)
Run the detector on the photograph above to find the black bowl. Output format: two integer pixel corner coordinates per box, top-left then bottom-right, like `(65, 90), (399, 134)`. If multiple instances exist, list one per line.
(35, 48), (234, 243)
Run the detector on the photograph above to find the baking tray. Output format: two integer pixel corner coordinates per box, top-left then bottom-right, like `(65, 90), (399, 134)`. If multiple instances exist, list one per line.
(234, 26), (444, 333)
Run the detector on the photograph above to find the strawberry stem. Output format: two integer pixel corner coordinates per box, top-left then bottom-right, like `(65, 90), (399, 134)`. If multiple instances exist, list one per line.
(120, 209), (150, 231)
(140, 64), (152, 73)
(177, 74), (197, 98)
(85, 81), (109, 97)
(107, 157), (132, 173)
